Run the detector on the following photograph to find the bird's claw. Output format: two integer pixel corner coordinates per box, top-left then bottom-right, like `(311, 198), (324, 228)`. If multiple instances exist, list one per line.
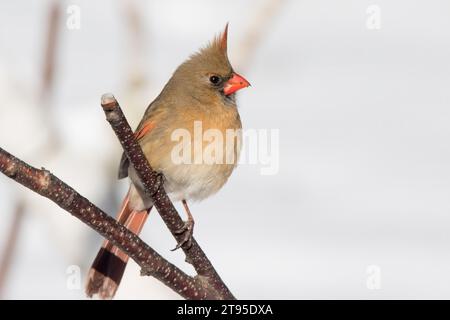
(171, 220), (194, 251)
(150, 172), (164, 197)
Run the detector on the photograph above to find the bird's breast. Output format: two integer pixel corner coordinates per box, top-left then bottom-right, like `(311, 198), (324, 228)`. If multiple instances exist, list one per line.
(137, 104), (242, 202)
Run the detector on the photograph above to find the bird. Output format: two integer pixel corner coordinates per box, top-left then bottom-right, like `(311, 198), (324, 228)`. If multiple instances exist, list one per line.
(85, 24), (250, 299)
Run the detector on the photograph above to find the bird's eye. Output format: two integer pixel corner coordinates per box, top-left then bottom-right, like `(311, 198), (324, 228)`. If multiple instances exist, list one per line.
(209, 75), (221, 85)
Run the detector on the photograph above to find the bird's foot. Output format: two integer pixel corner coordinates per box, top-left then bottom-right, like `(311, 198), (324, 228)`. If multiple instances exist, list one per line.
(171, 219), (195, 251)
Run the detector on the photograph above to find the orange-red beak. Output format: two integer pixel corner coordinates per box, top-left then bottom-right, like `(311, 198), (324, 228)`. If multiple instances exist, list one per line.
(223, 73), (250, 96)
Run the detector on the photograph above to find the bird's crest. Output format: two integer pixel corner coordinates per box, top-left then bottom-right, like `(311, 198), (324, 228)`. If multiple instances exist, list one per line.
(173, 24), (233, 81)
(208, 23), (229, 56)
(219, 23), (228, 52)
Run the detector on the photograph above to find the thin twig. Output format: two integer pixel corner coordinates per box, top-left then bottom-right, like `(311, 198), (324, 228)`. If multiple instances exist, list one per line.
(40, 1), (60, 101)
(0, 201), (25, 298)
(235, 0), (285, 71)
(40, 0), (61, 152)
(122, 0), (148, 91)
(0, 148), (218, 300)
(100, 93), (235, 300)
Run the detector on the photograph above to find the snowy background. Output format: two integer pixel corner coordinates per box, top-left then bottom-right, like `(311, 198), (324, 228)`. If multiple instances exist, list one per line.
(1, 0), (450, 299)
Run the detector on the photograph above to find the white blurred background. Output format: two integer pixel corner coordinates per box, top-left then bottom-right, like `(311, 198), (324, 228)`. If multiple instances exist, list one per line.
(1, 0), (450, 299)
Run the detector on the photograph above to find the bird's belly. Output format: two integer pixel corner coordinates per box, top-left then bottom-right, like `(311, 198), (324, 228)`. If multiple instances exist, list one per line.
(128, 162), (236, 211)
(163, 163), (235, 202)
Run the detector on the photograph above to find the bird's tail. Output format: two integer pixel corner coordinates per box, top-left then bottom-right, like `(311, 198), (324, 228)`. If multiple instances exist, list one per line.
(85, 190), (151, 299)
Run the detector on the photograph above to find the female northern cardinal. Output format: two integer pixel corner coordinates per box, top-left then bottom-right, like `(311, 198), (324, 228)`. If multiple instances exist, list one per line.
(86, 24), (250, 299)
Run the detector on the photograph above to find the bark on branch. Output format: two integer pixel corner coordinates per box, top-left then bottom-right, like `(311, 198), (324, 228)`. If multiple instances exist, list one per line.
(0, 93), (235, 299)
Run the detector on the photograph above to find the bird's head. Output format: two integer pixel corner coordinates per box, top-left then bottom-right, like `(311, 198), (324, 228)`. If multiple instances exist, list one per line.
(172, 24), (250, 102)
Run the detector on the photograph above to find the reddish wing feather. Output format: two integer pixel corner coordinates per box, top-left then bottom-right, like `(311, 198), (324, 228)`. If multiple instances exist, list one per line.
(134, 121), (155, 140)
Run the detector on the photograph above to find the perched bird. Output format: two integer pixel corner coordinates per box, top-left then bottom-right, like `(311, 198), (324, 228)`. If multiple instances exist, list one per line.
(85, 24), (250, 299)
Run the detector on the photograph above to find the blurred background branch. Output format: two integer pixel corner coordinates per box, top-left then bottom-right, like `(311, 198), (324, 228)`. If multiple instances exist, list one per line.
(0, 201), (24, 298)
(235, 0), (285, 71)
(0, 0), (62, 296)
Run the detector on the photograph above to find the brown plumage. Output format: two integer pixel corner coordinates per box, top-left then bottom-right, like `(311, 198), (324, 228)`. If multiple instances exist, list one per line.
(86, 24), (250, 299)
